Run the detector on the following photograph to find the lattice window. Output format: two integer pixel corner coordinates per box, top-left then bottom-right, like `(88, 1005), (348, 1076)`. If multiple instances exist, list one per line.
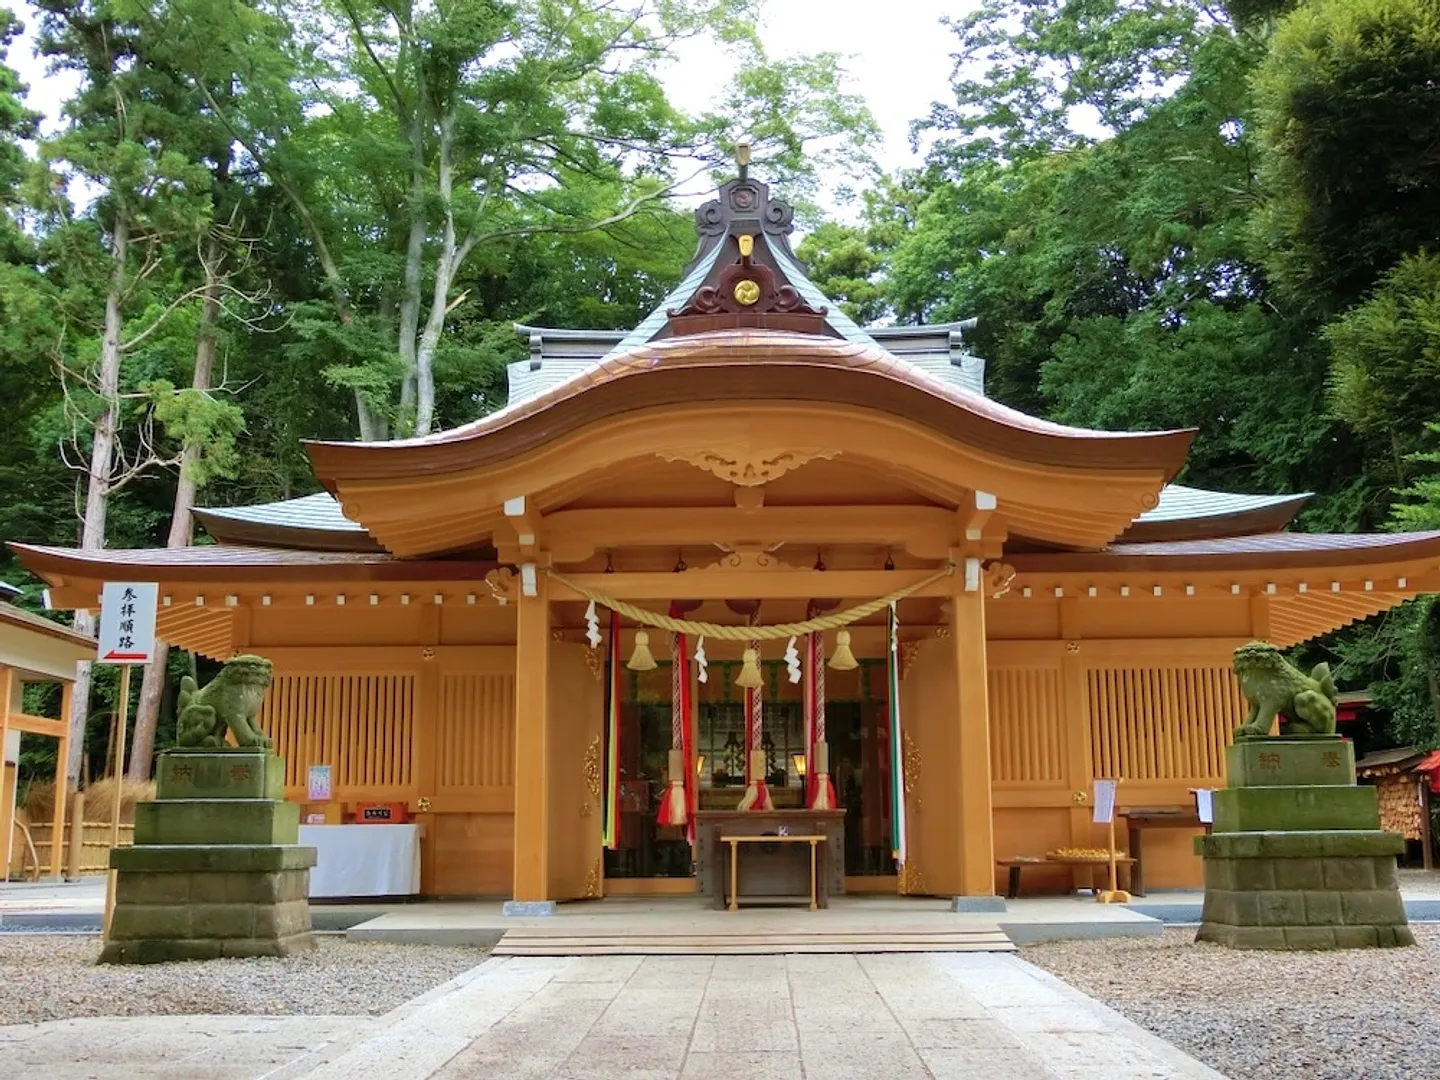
(437, 674), (515, 790)
(1087, 666), (1241, 781)
(988, 667), (1065, 782)
(262, 673), (415, 791)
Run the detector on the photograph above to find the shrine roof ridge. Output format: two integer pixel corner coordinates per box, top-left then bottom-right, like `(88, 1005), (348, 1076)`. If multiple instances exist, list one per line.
(304, 330), (1196, 484)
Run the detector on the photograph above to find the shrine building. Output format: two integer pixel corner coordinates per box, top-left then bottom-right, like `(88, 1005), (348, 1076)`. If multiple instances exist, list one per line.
(13, 169), (1440, 905)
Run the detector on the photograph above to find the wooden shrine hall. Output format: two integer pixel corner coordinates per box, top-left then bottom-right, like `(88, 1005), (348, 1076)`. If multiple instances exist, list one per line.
(13, 167), (1440, 906)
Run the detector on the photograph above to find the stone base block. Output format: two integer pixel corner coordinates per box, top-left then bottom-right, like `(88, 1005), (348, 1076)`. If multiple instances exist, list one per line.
(1197, 828), (1411, 950)
(111, 844), (317, 873)
(156, 750), (285, 801)
(99, 931), (317, 965)
(1212, 785), (1379, 833)
(1195, 830), (1404, 860)
(1227, 737), (1356, 787)
(1196, 923), (1415, 950)
(952, 896), (1008, 913)
(134, 798), (300, 846)
(503, 900), (556, 917)
(115, 865), (313, 906)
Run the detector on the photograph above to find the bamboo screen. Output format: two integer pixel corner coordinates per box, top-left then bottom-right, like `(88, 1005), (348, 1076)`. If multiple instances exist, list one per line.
(437, 673), (515, 790)
(262, 673), (416, 792)
(987, 667), (1067, 783)
(1087, 666), (1241, 782)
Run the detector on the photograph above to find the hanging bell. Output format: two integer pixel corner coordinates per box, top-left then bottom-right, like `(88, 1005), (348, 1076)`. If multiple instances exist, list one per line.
(735, 647), (763, 688)
(828, 629), (858, 671)
(627, 630), (657, 671)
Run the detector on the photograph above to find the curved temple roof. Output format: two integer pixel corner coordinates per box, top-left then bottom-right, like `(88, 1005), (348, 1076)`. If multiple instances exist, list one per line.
(304, 330), (1195, 484)
(193, 483), (1310, 553)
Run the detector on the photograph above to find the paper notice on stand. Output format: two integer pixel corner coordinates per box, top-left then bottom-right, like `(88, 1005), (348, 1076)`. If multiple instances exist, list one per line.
(307, 764), (333, 802)
(1092, 778), (1118, 824)
(1195, 788), (1215, 824)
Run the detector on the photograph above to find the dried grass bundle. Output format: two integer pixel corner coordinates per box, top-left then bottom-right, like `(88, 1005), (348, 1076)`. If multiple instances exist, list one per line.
(22, 778), (155, 824)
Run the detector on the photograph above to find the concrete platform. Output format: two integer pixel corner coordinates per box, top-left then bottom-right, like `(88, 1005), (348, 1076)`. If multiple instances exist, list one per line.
(345, 895), (1167, 951)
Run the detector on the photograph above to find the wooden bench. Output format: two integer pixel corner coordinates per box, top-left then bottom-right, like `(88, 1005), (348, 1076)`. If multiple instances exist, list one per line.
(721, 833), (826, 911)
(997, 855), (1136, 899)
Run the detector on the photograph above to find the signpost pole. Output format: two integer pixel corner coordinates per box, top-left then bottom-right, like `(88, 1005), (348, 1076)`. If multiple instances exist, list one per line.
(94, 581), (156, 943)
(102, 665), (131, 940)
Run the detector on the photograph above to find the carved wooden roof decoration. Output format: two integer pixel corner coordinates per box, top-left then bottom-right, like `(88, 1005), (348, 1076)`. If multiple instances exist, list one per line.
(664, 176), (828, 336)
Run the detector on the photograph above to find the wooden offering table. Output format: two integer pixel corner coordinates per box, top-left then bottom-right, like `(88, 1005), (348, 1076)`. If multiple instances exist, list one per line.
(695, 809), (844, 910)
(1120, 807), (1209, 897)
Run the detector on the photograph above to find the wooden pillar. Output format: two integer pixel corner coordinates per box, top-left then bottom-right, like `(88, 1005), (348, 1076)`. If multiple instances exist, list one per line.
(0, 666), (12, 879)
(413, 607), (441, 896)
(512, 573), (551, 901)
(952, 573), (995, 895)
(50, 682), (74, 880)
(1058, 599), (1093, 847)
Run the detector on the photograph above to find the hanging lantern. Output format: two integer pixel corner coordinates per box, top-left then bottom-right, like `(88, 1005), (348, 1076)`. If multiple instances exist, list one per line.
(829, 629), (858, 671)
(627, 629), (657, 671)
(735, 647), (763, 687)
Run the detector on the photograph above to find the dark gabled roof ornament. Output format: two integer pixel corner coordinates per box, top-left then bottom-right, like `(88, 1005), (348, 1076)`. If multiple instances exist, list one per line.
(667, 143), (828, 335)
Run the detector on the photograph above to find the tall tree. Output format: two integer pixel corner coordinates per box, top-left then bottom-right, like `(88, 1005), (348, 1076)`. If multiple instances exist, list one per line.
(1250, 0), (1440, 317)
(161, 0), (874, 438)
(32, 0), (242, 779)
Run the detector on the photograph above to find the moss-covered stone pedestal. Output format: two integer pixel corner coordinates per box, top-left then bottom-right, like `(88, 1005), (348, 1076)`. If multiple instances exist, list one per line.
(1196, 737), (1413, 950)
(100, 748), (317, 964)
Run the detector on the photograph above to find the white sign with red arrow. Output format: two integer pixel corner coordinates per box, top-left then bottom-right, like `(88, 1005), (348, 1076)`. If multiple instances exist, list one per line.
(97, 582), (159, 665)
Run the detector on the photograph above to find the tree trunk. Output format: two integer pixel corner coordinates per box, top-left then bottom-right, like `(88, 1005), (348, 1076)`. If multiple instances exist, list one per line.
(414, 113), (462, 437)
(127, 231), (226, 781)
(397, 85), (428, 430)
(66, 212), (130, 782)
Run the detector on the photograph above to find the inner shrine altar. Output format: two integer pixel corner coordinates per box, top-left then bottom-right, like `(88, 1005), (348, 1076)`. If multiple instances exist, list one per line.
(695, 809), (845, 909)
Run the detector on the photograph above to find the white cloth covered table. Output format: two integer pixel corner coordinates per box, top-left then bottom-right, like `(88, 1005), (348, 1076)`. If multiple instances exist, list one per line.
(298, 824), (421, 899)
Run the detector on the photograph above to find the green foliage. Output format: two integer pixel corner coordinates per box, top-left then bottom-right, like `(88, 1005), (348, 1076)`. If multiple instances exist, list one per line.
(1326, 252), (1440, 499)
(796, 222), (889, 325)
(1251, 0), (1440, 315)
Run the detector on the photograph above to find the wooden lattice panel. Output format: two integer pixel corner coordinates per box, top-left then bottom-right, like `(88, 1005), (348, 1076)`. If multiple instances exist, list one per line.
(437, 673), (515, 791)
(1087, 666), (1241, 782)
(261, 673), (415, 795)
(988, 667), (1065, 783)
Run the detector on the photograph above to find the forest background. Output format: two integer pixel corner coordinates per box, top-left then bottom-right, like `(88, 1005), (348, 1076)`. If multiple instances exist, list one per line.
(1, 0), (1438, 786)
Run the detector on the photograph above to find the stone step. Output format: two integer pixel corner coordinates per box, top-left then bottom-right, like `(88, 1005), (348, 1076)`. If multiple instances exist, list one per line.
(492, 928), (1015, 956)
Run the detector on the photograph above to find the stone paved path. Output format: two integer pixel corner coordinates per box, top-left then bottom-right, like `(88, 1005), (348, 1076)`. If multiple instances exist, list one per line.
(0, 953), (1228, 1080)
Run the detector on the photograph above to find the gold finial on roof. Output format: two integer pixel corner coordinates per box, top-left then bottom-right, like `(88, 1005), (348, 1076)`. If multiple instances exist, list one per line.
(736, 137), (751, 179)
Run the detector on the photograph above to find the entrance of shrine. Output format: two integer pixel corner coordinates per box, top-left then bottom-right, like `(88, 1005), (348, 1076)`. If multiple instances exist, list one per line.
(602, 657), (900, 886)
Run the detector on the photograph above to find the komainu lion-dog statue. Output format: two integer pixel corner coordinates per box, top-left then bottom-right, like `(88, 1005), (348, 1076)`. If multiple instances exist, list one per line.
(175, 654), (275, 749)
(1232, 641), (1339, 739)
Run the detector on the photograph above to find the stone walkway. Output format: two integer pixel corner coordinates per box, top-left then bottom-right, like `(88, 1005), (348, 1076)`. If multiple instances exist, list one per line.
(3, 953), (1228, 1080)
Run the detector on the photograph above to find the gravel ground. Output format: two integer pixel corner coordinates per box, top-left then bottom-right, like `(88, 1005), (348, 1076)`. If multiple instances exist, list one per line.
(0, 936), (488, 1026)
(1024, 925), (1440, 1080)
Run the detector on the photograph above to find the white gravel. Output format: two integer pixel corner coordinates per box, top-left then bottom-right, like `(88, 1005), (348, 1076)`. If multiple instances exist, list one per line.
(1024, 925), (1440, 1080)
(0, 936), (488, 1026)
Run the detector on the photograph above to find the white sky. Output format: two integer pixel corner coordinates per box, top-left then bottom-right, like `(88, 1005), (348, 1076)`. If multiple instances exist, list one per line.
(5, 0), (972, 213)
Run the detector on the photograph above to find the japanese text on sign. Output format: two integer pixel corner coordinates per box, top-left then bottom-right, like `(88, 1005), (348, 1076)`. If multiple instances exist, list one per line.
(97, 582), (158, 665)
(1092, 778), (1118, 825)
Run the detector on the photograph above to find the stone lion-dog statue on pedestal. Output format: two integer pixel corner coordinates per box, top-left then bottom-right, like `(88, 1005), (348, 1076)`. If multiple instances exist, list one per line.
(175, 654), (275, 749)
(1232, 641), (1338, 739)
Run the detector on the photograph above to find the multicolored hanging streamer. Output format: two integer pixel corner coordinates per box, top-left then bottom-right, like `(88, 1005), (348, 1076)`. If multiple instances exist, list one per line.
(736, 612), (773, 811)
(601, 610), (622, 851)
(887, 601), (907, 867)
(656, 603), (696, 846)
(804, 611), (837, 810)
